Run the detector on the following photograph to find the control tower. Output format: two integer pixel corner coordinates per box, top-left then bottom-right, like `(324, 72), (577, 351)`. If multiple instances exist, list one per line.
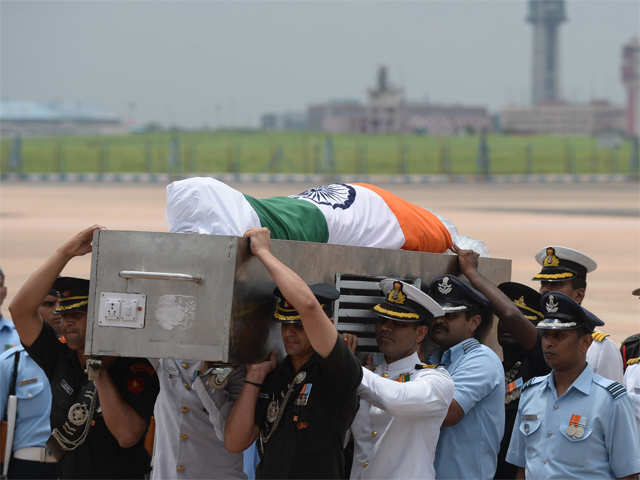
(621, 37), (640, 136)
(527, 0), (567, 105)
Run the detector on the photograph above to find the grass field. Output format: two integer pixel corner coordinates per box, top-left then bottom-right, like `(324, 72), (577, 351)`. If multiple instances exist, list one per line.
(0, 131), (636, 175)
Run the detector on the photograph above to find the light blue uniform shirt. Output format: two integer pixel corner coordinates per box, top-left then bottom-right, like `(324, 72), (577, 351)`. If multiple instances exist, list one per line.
(506, 364), (640, 479)
(242, 441), (260, 480)
(432, 338), (505, 479)
(0, 315), (20, 352)
(0, 345), (52, 452)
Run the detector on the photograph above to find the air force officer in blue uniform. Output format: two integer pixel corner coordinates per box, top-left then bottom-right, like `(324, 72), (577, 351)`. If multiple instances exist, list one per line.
(506, 292), (640, 479)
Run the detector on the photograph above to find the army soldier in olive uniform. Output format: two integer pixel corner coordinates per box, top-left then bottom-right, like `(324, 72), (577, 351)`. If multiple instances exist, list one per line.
(225, 227), (362, 479)
(8, 226), (159, 479)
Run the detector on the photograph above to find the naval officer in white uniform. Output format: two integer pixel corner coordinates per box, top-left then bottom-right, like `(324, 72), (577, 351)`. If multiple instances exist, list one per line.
(350, 279), (454, 480)
(533, 245), (623, 383)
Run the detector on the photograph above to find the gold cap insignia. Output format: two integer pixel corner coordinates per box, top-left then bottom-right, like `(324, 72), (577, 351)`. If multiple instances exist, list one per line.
(387, 281), (407, 305)
(543, 247), (560, 267)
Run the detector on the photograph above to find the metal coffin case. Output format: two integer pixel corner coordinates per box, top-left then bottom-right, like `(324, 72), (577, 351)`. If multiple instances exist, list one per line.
(86, 230), (511, 363)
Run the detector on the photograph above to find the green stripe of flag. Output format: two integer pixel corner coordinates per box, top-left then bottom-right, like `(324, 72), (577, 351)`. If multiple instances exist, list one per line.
(243, 195), (329, 243)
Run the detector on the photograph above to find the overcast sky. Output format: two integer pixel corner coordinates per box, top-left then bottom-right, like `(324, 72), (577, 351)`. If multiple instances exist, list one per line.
(1, 0), (638, 128)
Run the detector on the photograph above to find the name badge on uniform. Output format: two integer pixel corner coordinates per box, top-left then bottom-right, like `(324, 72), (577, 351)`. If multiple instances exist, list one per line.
(566, 414), (587, 438)
(295, 383), (312, 406)
(18, 377), (37, 387)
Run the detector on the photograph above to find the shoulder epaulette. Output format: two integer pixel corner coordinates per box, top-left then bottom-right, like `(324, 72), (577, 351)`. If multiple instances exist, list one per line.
(0, 344), (23, 361)
(521, 376), (545, 393)
(627, 357), (640, 366)
(592, 331), (610, 343)
(415, 363), (439, 370)
(462, 339), (481, 354)
(594, 376), (627, 399)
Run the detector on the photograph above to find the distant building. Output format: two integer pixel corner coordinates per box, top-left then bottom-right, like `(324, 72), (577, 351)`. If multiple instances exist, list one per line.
(0, 100), (125, 137)
(500, 101), (626, 135)
(260, 111), (307, 130)
(307, 101), (366, 132)
(304, 66), (491, 135)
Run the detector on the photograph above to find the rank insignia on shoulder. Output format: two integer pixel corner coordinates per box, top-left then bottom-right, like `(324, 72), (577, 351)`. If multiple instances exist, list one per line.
(395, 373), (411, 382)
(604, 381), (626, 400)
(626, 357), (640, 366)
(127, 377), (145, 394)
(415, 364), (439, 370)
(521, 376), (544, 392)
(591, 331), (610, 343)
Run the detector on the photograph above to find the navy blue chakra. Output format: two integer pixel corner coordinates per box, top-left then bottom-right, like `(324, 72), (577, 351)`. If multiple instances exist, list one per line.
(292, 184), (356, 210)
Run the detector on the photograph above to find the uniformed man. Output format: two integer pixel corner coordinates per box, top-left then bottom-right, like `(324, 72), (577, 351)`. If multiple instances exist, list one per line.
(622, 288), (640, 432)
(150, 349), (246, 479)
(625, 355), (640, 432)
(451, 245), (550, 479)
(224, 227), (362, 479)
(0, 268), (21, 352)
(491, 281), (550, 479)
(533, 245), (623, 383)
(349, 279), (454, 480)
(8, 225), (159, 478)
(427, 273), (505, 479)
(0, 288), (62, 479)
(0, 345), (56, 478)
(506, 292), (640, 479)
(37, 289), (62, 337)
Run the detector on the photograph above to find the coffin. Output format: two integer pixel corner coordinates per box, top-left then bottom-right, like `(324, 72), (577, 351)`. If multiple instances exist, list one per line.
(85, 230), (510, 363)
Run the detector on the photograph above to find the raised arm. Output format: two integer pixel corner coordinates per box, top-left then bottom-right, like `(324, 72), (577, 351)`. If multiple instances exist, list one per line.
(244, 227), (338, 357)
(454, 244), (537, 351)
(8, 225), (102, 346)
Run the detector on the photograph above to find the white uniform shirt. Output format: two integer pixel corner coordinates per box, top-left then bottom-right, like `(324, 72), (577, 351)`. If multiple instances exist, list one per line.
(623, 361), (640, 431)
(350, 352), (453, 480)
(150, 359), (246, 480)
(587, 334), (623, 383)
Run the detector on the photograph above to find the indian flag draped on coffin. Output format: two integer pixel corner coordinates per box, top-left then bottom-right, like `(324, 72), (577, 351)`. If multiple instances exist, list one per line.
(166, 177), (488, 255)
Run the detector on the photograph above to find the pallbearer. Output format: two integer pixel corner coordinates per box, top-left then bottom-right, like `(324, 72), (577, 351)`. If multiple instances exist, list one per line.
(349, 279), (453, 480)
(8, 226), (159, 479)
(224, 227), (362, 479)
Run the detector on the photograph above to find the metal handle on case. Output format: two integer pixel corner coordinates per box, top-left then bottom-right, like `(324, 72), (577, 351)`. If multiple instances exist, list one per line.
(119, 270), (202, 283)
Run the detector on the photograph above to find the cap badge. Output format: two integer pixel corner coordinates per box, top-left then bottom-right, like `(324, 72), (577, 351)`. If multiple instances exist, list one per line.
(387, 281), (407, 305)
(543, 247), (560, 267)
(514, 296), (527, 309)
(437, 277), (453, 295)
(546, 295), (559, 313)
